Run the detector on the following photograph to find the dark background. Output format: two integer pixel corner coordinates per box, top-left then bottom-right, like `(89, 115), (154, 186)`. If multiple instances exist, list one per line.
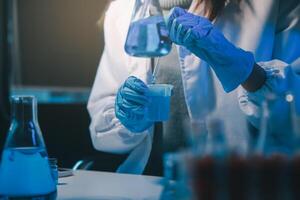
(15, 0), (108, 87)
(1, 0), (130, 173)
(0, 0), (10, 154)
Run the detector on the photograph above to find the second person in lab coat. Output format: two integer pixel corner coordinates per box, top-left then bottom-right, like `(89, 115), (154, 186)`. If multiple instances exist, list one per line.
(88, 0), (300, 175)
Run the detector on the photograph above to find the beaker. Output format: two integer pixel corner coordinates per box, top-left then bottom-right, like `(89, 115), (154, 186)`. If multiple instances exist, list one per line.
(124, 0), (172, 57)
(145, 84), (173, 121)
(0, 96), (57, 199)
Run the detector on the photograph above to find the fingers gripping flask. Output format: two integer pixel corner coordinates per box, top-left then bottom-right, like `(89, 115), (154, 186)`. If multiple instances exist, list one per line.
(0, 96), (56, 199)
(125, 0), (172, 57)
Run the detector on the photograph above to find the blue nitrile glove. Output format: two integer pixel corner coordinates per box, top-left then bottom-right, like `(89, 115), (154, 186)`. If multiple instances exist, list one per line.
(167, 7), (255, 92)
(115, 76), (153, 133)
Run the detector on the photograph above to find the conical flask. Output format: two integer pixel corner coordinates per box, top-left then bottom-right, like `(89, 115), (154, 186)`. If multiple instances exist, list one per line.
(124, 0), (172, 57)
(0, 96), (56, 199)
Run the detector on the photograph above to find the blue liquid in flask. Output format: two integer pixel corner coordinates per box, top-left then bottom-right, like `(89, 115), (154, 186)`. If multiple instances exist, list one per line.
(125, 16), (172, 57)
(0, 147), (57, 199)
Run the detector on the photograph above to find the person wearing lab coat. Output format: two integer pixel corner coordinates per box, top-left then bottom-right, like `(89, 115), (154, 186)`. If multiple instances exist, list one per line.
(88, 0), (300, 174)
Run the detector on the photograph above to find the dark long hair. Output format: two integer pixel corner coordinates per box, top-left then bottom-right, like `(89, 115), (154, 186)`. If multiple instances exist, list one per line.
(189, 0), (241, 20)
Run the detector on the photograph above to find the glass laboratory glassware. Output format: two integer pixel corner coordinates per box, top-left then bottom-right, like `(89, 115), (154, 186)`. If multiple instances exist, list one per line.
(124, 0), (172, 57)
(49, 158), (59, 185)
(256, 93), (295, 156)
(0, 96), (57, 199)
(160, 120), (208, 200)
(253, 93), (295, 200)
(191, 118), (229, 200)
(145, 84), (173, 121)
(286, 92), (300, 200)
(161, 151), (193, 200)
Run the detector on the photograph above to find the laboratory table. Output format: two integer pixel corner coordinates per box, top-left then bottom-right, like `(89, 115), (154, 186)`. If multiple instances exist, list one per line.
(57, 170), (164, 200)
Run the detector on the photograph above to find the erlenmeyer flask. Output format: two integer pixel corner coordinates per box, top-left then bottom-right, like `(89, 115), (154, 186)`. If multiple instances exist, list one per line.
(0, 96), (56, 199)
(124, 0), (172, 57)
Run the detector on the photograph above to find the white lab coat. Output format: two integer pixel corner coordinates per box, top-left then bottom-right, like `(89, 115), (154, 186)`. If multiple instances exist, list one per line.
(88, 0), (300, 174)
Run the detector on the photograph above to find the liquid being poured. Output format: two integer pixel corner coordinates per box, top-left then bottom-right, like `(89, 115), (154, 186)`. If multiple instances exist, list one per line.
(0, 147), (56, 198)
(125, 15), (172, 57)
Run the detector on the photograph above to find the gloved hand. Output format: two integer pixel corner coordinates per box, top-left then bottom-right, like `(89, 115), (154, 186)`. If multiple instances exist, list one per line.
(167, 7), (255, 92)
(115, 76), (153, 133)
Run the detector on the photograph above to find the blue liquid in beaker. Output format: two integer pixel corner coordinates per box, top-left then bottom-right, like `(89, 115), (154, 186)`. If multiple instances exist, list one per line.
(0, 147), (56, 198)
(125, 16), (172, 57)
(147, 95), (171, 121)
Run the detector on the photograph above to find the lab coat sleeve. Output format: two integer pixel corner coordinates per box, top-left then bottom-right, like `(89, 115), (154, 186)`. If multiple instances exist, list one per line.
(87, 0), (152, 154)
(238, 0), (300, 128)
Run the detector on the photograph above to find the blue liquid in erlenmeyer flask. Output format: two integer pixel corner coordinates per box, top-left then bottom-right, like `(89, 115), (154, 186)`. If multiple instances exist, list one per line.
(0, 147), (56, 198)
(125, 16), (172, 57)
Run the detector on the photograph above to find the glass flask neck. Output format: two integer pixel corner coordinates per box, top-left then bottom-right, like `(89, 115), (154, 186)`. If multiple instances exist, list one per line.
(5, 96), (44, 148)
(11, 96), (37, 122)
